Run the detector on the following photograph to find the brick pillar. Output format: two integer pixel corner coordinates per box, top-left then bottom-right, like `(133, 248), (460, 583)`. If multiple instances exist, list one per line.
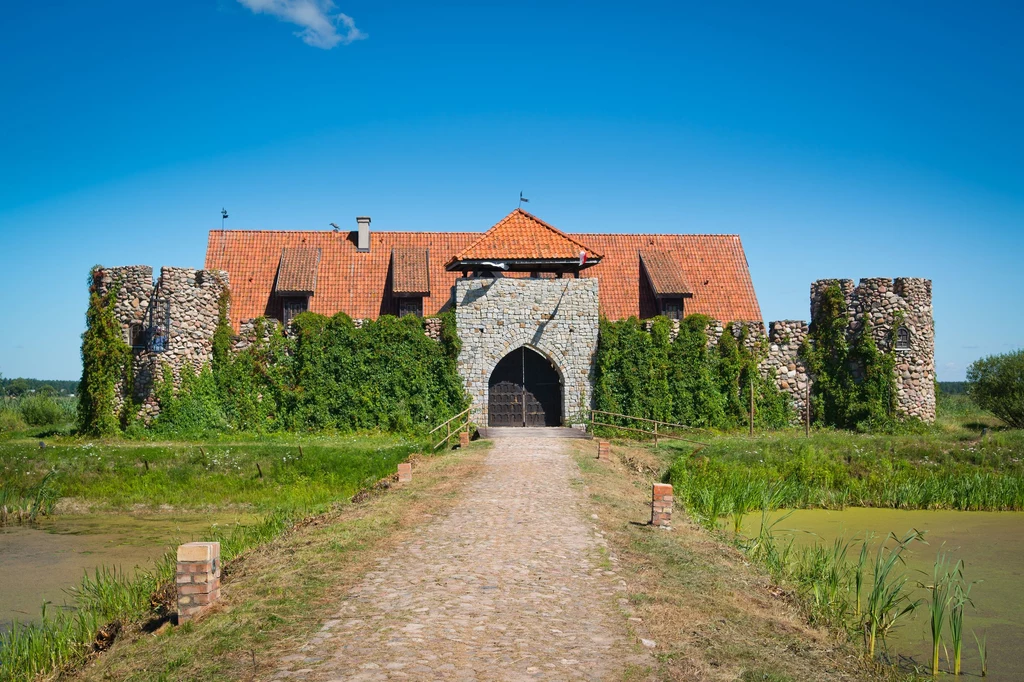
(459, 431), (470, 448)
(597, 440), (611, 461)
(651, 484), (673, 528)
(176, 542), (221, 622)
(397, 462), (412, 483)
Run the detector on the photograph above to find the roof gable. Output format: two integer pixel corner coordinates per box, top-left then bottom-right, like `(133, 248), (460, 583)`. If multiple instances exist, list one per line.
(446, 209), (603, 268)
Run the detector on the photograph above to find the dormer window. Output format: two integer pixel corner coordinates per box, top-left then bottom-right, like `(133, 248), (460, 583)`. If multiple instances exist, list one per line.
(639, 250), (692, 320)
(391, 247), (431, 318)
(896, 326), (911, 351)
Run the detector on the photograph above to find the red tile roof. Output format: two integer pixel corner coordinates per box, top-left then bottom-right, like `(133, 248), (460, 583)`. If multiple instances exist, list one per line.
(639, 249), (692, 297)
(391, 247), (430, 296)
(448, 209), (603, 266)
(205, 216), (761, 331)
(577, 234), (761, 322)
(274, 247), (321, 295)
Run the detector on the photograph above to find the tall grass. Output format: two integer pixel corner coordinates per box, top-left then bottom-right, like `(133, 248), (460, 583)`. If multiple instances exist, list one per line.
(0, 436), (424, 681)
(0, 471), (59, 526)
(922, 554), (957, 676)
(863, 531), (923, 657)
(0, 437), (424, 512)
(736, 518), (926, 664)
(669, 437), (1024, 518)
(0, 508), (302, 682)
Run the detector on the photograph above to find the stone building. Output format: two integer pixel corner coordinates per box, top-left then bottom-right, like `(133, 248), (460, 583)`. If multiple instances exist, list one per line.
(95, 208), (934, 425)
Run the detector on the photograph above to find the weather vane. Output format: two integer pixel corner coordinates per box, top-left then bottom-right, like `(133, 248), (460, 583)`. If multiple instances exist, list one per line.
(221, 208), (229, 229)
(519, 191), (529, 208)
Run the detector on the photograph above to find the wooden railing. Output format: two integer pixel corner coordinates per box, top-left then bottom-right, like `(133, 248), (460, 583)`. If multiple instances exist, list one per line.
(429, 408), (472, 450)
(589, 409), (707, 450)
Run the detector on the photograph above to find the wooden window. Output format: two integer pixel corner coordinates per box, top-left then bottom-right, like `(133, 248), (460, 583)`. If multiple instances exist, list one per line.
(660, 298), (684, 320)
(282, 296), (309, 327)
(896, 326), (911, 351)
(398, 297), (423, 318)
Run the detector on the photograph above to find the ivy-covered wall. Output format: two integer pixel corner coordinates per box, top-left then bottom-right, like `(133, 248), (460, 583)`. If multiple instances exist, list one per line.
(765, 277), (935, 426)
(593, 315), (792, 429)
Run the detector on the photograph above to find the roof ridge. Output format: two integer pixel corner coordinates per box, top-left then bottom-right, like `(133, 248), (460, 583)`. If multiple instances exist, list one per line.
(450, 208), (604, 263)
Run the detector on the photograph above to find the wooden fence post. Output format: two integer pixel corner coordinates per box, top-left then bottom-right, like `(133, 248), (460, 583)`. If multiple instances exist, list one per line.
(805, 384), (811, 437)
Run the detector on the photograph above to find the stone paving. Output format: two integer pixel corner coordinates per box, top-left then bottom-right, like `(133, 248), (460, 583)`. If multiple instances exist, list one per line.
(269, 437), (640, 681)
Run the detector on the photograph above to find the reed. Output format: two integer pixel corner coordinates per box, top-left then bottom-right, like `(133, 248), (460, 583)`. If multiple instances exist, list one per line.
(950, 576), (973, 676)
(863, 530), (923, 658)
(0, 471), (59, 527)
(921, 553), (958, 676)
(973, 630), (988, 677)
(853, 537), (870, 620)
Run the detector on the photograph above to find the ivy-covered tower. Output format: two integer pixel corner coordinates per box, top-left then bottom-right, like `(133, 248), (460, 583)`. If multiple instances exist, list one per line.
(94, 265), (229, 421)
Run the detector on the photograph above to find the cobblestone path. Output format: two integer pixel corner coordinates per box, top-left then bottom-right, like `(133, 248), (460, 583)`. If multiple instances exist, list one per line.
(270, 437), (638, 681)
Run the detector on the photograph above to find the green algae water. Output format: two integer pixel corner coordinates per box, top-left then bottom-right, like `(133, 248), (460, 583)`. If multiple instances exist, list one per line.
(0, 512), (253, 632)
(745, 508), (1024, 681)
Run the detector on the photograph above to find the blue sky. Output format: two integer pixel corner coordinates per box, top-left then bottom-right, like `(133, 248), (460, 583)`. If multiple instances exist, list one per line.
(1, 0), (1021, 381)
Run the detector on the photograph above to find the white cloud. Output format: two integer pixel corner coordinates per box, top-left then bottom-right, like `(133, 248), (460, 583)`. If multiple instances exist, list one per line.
(238, 0), (366, 49)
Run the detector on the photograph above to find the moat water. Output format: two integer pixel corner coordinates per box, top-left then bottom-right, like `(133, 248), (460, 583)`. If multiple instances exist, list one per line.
(746, 508), (1024, 681)
(0, 512), (253, 632)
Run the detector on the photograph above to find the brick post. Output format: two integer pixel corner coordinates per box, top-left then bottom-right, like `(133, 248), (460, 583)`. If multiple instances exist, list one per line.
(397, 462), (412, 483)
(459, 431), (470, 448)
(597, 440), (611, 461)
(651, 484), (673, 528)
(176, 541), (221, 622)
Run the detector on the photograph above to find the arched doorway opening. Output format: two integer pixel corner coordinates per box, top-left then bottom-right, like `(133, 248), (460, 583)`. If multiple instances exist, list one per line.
(488, 346), (562, 427)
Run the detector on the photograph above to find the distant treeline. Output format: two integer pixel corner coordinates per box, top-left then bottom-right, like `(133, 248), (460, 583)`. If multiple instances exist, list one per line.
(938, 381), (969, 395)
(2, 378), (79, 396)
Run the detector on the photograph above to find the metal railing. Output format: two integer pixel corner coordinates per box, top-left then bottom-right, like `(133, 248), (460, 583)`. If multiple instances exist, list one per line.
(429, 408), (472, 450)
(589, 409), (707, 449)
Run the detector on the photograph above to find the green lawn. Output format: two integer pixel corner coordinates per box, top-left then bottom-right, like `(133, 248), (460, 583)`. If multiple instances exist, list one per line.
(0, 433), (427, 513)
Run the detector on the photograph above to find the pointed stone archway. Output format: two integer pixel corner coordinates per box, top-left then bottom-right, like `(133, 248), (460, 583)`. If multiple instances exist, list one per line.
(488, 346), (563, 427)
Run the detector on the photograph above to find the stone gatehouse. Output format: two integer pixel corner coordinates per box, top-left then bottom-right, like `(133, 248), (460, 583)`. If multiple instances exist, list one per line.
(95, 208), (935, 425)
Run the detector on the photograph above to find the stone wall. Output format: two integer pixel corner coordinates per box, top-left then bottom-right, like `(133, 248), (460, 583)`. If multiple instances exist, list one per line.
(455, 277), (600, 426)
(810, 277), (935, 421)
(99, 265), (229, 421)
(765, 277), (936, 423)
(761, 320), (810, 422)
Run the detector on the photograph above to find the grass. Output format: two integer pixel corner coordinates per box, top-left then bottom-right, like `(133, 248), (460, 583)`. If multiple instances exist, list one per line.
(0, 433), (424, 512)
(69, 440), (490, 681)
(0, 470), (59, 526)
(0, 512), (293, 682)
(0, 431), (448, 682)
(570, 439), (909, 681)
(665, 423), (1024, 521)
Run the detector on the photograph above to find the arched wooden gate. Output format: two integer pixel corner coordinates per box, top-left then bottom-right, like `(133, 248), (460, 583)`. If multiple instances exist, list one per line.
(488, 347), (562, 427)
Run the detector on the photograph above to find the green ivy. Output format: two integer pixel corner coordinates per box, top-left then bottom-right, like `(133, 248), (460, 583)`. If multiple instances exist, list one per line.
(77, 268), (132, 436)
(593, 315), (791, 430)
(803, 282), (899, 430)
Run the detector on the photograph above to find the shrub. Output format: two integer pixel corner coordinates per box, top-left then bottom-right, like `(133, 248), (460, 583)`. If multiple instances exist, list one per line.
(0, 408), (26, 433)
(968, 349), (1024, 428)
(19, 396), (64, 426)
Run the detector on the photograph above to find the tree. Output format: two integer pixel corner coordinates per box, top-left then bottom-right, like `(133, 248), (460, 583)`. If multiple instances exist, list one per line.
(7, 378), (29, 397)
(968, 349), (1024, 428)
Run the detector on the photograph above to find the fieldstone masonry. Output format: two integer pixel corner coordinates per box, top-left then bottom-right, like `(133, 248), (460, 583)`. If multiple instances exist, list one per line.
(95, 263), (934, 427)
(768, 278), (935, 423)
(97, 265), (229, 422)
(455, 277), (600, 426)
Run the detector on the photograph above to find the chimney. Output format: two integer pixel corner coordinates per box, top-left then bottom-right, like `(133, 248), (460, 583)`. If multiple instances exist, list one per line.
(356, 216), (371, 252)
